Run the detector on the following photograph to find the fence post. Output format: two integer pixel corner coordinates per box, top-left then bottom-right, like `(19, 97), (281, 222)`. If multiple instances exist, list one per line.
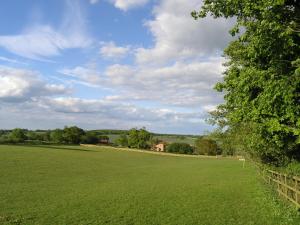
(295, 179), (298, 205)
(284, 174), (287, 197)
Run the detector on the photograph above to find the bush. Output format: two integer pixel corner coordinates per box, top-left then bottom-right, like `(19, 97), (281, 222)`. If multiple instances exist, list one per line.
(81, 132), (99, 144)
(195, 137), (219, 156)
(285, 161), (300, 176)
(166, 143), (193, 154)
(116, 134), (128, 147)
(8, 128), (27, 143)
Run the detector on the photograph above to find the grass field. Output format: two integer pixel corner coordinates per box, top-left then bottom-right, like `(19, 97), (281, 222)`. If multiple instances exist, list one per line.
(0, 145), (299, 225)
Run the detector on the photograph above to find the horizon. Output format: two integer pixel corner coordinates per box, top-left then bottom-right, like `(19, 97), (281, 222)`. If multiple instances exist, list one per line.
(0, 0), (234, 135)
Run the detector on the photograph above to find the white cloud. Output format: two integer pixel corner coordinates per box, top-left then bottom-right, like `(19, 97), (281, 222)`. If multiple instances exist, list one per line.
(104, 58), (225, 109)
(100, 42), (130, 59)
(0, 97), (208, 133)
(135, 0), (235, 64)
(0, 56), (28, 65)
(59, 66), (102, 85)
(109, 0), (150, 11)
(59, 57), (225, 110)
(0, 0), (92, 60)
(0, 66), (68, 102)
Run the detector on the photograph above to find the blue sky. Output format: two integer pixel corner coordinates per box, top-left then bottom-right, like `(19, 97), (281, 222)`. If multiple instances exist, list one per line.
(0, 0), (234, 134)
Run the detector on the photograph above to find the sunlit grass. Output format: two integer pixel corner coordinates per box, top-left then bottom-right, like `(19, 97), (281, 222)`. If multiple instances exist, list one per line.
(0, 145), (299, 225)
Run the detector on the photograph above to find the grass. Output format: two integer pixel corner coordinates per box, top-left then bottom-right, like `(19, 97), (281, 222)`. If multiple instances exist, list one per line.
(0, 145), (299, 225)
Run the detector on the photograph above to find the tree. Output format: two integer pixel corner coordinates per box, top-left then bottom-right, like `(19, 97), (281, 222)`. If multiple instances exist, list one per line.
(81, 132), (100, 144)
(166, 143), (194, 154)
(63, 126), (85, 144)
(50, 129), (65, 143)
(127, 128), (152, 149)
(195, 137), (219, 156)
(116, 134), (128, 147)
(9, 128), (26, 143)
(192, 0), (300, 165)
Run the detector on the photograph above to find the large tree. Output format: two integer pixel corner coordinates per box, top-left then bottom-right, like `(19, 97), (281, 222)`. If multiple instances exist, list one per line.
(63, 126), (85, 144)
(192, 0), (300, 165)
(127, 128), (152, 149)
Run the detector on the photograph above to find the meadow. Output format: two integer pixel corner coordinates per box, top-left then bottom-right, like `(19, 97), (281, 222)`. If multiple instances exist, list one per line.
(0, 145), (299, 225)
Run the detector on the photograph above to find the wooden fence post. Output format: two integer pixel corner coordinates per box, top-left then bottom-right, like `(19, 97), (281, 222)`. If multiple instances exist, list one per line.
(295, 179), (298, 205)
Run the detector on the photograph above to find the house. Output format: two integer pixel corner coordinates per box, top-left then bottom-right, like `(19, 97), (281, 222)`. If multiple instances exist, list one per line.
(153, 142), (166, 152)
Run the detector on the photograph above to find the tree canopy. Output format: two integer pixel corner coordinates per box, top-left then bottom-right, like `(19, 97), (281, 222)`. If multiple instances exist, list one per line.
(192, 0), (300, 165)
(127, 128), (152, 149)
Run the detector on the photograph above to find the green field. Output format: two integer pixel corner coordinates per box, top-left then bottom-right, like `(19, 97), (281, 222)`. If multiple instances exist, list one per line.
(0, 145), (299, 225)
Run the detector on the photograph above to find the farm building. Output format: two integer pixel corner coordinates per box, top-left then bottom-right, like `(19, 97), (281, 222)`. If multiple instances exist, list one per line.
(153, 142), (166, 152)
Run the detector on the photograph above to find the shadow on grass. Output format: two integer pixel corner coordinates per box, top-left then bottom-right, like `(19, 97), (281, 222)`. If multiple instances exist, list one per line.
(18, 144), (98, 153)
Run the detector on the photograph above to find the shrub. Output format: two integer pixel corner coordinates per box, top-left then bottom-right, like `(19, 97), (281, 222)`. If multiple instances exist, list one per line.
(195, 137), (219, 156)
(81, 132), (99, 144)
(8, 128), (27, 143)
(166, 143), (193, 154)
(116, 134), (128, 147)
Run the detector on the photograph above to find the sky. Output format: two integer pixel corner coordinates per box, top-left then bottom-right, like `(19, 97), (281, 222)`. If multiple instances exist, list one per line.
(0, 0), (234, 134)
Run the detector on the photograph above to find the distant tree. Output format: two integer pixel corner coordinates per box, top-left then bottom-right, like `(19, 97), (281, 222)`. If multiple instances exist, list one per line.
(26, 131), (38, 141)
(150, 137), (160, 146)
(0, 134), (9, 143)
(81, 132), (99, 144)
(166, 143), (193, 154)
(9, 128), (26, 143)
(116, 134), (128, 147)
(50, 129), (65, 143)
(128, 128), (152, 149)
(195, 137), (219, 156)
(42, 131), (51, 142)
(63, 126), (85, 144)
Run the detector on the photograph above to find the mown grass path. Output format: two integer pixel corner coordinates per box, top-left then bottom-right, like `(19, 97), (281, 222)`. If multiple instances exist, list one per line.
(0, 145), (299, 225)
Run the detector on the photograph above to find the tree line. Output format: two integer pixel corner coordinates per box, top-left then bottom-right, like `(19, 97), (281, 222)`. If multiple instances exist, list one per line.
(0, 127), (109, 145)
(0, 127), (223, 156)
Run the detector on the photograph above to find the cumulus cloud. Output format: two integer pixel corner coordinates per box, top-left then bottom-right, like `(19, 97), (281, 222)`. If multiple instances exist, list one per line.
(105, 58), (225, 108)
(36, 97), (207, 129)
(0, 97), (208, 133)
(0, 66), (68, 102)
(100, 42), (130, 59)
(135, 0), (235, 64)
(58, 57), (225, 109)
(109, 0), (150, 11)
(0, 0), (92, 60)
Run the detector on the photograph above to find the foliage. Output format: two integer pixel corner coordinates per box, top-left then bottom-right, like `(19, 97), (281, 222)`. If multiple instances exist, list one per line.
(194, 137), (219, 156)
(127, 128), (152, 149)
(166, 142), (194, 154)
(193, 0), (300, 165)
(8, 128), (27, 143)
(116, 134), (128, 147)
(63, 126), (85, 144)
(50, 129), (65, 143)
(81, 132), (100, 144)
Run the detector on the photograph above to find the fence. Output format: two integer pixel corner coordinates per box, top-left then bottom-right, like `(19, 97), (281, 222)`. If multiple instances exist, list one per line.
(260, 169), (300, 209)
